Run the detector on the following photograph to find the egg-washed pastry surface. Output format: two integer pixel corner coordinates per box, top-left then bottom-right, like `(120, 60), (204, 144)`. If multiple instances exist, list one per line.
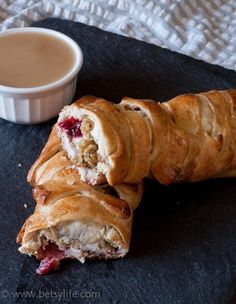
(57, 90), (236, 185)
(17, 126), (143, 275)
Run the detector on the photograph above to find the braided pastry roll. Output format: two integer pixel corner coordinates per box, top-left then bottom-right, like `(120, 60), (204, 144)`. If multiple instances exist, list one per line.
(57, 96), (151, 185)
(17, 126), (143, 275)
(57, 90), (236, 185)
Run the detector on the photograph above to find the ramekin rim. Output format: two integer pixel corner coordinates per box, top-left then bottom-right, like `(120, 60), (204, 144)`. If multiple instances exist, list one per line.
(0, 27), (83, 95)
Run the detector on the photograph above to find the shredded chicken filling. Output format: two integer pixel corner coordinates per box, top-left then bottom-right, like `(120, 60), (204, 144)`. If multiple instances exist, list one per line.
(19, 221), (125, 275)
(19, 221), (123, 258)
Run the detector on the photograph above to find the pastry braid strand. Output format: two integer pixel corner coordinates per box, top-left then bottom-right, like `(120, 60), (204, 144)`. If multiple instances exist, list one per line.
(57, 90), (236, 185)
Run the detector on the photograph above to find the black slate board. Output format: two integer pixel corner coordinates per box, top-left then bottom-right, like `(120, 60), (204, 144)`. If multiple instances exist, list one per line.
(0, 18), (236, 304)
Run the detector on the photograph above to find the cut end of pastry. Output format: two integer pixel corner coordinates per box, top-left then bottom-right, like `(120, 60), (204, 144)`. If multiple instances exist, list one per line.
(18, 220), (128, 275)
(57, 105), (110, 185)
(34, 242), (127, 275)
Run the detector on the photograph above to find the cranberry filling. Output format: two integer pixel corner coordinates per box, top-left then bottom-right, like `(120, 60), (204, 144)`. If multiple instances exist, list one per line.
(59, 117), (82, 138)
(36, 256), (60, 275)
(36, 243), (66, 275)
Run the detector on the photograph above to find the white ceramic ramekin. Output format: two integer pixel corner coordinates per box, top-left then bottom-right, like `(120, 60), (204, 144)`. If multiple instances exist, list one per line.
(0, 27), (83, 124)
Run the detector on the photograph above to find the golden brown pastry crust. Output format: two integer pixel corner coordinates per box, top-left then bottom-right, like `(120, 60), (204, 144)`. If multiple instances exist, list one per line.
(57, 97), (131, 184)
(156, 89), (236, 183)
(27, 124), (143, 208)
(58, 96), (153, 185)
(17, 180), (133, 254)
(27, 125), (63, 186)
(19, 126), (143, 260)
(119, 97), (169, 180)
(58, 90), (236, 185)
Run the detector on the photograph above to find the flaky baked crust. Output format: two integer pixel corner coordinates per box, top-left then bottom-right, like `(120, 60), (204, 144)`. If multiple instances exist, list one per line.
(27, 125), (143, 210)
(18, 126), (143, 261)
(27, 125), (68, 186)
(57, 96), (152, 185)
(58, 90), (236, 185)
(57, 97), (133, 184)
(17, 180), (133, 256)
(122, 90), (236, 184)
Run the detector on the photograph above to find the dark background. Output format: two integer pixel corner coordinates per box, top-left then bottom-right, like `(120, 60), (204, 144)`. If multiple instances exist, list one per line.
(0, 18), (236, 304)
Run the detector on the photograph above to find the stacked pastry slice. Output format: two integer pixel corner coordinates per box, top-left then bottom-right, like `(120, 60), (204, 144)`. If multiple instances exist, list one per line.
(57, 90), (236, 185)
(17, 126), (143, 275)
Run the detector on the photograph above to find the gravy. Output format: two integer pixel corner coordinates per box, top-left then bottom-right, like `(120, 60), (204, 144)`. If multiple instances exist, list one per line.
(0, 32), (75, 88)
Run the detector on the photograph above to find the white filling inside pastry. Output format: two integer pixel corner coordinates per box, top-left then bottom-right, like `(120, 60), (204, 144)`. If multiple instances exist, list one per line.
(58, 109), (109, 184)
(19, 220), (126, 260)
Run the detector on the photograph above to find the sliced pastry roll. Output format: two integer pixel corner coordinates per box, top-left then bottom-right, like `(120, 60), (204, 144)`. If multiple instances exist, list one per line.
(57, 90), (236, 185)
(57, 96), (152, 185)
(17, 178), (142, 275)
(17, 126), (143, 275)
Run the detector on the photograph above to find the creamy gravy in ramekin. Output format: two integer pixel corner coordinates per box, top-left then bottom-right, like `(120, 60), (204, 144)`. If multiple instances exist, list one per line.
(0, 32), (76, 88)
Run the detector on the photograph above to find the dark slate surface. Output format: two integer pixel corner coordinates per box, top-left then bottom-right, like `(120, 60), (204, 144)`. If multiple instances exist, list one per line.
(0, 18), (236, 304)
